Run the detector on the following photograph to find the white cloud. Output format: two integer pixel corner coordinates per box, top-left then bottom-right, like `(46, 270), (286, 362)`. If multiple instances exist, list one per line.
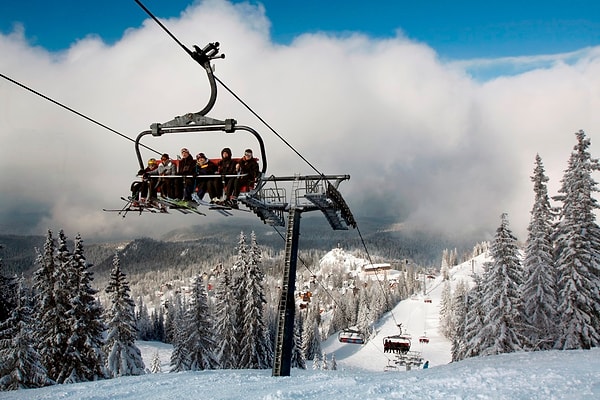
(1, 0), (599, 242)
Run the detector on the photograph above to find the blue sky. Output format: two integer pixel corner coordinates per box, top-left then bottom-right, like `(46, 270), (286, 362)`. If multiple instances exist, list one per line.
(2, 0), (599, 59)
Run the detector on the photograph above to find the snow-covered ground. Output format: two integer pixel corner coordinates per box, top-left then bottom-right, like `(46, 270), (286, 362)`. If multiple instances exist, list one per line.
(3, 254), (600, 399)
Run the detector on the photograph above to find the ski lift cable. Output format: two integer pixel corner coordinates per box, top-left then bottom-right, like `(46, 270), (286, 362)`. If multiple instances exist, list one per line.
(272, 223), (399, 348)
(271, 225), (356, 328)
(133, 0), (323, 178)
(355, 225), (400, 328)
(212, 75), (322, 176)
(135, 0), (402, 347)
(0, 72), (162, 156)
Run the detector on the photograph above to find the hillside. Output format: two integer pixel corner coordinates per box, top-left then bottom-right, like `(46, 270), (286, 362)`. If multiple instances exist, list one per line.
(0, 217), (481, 299)
(321, 251), (490, 370)
(3, 250), (599, 399)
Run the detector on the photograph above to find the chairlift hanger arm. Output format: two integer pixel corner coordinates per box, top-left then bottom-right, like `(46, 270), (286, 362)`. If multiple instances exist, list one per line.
(135, 123), (267, 175)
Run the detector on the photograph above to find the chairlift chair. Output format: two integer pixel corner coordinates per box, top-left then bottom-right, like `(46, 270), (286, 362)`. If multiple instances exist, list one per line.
(338, 329), (365, 345)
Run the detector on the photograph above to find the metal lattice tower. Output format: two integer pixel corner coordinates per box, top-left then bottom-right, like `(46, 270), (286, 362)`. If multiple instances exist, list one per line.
(238, 174), (356, 376)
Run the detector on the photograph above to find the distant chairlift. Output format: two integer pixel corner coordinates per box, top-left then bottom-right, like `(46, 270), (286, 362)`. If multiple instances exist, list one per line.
(383, 334), (411, 354)
(338, 329), (365, 345)
(418, 334), (430, 344)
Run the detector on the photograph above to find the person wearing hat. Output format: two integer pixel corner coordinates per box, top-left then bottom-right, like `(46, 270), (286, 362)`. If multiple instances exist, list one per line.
(228, 148), (259, 208)
(146, 153), (176, 199)
(131, 158), (159, 205)
(217, 147), (237, 204)
(193, 152), (219, 202)
(176, 148), (196, 201)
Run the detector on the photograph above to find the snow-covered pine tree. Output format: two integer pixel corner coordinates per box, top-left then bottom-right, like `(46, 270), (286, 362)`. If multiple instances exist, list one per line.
(355, 287), (372, 339)
(522, 154), (558, 350)
(311, 352), (321, 370)
(150, 350), (161, 373)
(438, 279), (453, 339)
(163, 298), (177, 344)
(330, 353), (337, 370)
(0, 254), (17, 324)
(151, 307), (166, 342)
(329, 296), (350, 336)
(441, 255), (450, 281)
(169, 295), (190, 373)
(136, 297), (153, 341)
(52, 230), (83, 384)
(237, 232), (272, 369)
(32, 230), (59, 381)
(231, 232), (248, 366)
(291, 308), (306, 369)
(32, 230), (72, 383)
(104, 253), (145, 377)
(449, 280), (468, 362)
(61, 234), (106, 383)
(302, 303), (322, 361)
(321, 352), (328, 370)
(477, 214), (527, 355)
(461, 275), (486, 359)
(213, 265), (238, 369)
(183, 274), (218, 370)
(553, 130), (600, 349)
(368, 279), (390, 324)
(250, 231), (274, 367)
(0, 279), (49, 390)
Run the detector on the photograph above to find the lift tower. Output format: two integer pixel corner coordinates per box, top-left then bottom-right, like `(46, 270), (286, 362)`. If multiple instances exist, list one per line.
(239, 175), (356, 376)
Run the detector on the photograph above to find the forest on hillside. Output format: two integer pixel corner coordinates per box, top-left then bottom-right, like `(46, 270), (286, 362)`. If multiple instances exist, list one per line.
(0, 215), (478, 297)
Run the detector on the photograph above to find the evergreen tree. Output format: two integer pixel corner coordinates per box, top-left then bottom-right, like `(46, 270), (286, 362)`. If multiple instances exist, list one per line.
(151, 308), (166, 342)
(237, 232), (272, 369)
(438, 279), (453, 339)
(450, 280), (468, 361)
(169, 296), (190, 372)
(478, 214), (527, 355)
(231, 231), (248, 358)
(355, 288), (372, 338)
(32, 230), (71, 383)
(61, 234), (106, 383)
(522, 154), (558, 350)
(462, 275), (486, 359)
(329, 298), (349, 336)
(213, 266), (238, 368)
(330, 353), (337, 371)
(553, 130), (600, 349)
(321, 352), (329, 370)
(136, 297), (153, 341)
(163, 299), (176, 344)
(0, 279), (49, 390)
(0, 250), (17, 324)
(184, 274), (218, 370)
(104, 254), (145, 377)
(302, 303), (322, 361)
(50, 230), (84, 383)
(291, 308), (306, 369)
(311, 353), (322, 370)
(150, 351), (162, 373)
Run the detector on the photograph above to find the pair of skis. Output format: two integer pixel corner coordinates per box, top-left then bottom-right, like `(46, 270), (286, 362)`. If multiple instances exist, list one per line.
(105, 195), (249, 217)
(155, 197), (207, 216)
(103, 197), (169, 217)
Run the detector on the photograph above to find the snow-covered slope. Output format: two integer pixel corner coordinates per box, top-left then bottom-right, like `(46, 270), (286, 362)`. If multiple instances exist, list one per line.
(5, 251), (600, 399)
(322, 251), (491, 371)
(4, 344), (599, 400)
